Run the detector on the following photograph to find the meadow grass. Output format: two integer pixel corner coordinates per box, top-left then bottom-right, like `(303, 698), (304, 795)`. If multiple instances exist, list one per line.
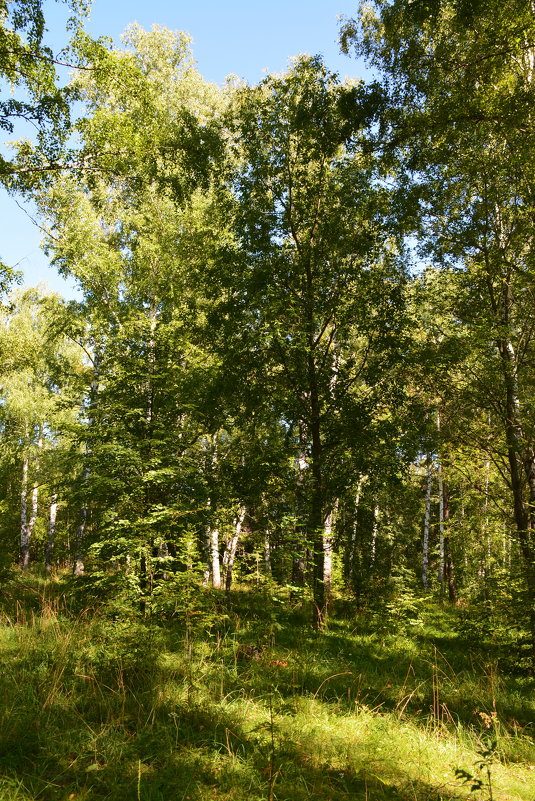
(0, 576), (533, 800)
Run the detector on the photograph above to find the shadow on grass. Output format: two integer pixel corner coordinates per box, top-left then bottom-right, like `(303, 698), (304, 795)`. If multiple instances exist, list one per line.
(0, 583), (532, 800)
(206, 591), (535, 734)
(0, 693), (463, 801)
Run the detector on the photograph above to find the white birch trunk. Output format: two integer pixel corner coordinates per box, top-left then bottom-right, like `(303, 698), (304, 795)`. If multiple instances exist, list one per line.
(371, 504), (379, 566)
(74, 351), (100, 576)
(204, 435), (221, 588)
(146, 314), (157, 425)
(20, 452), (29, 569)
(28, 480), (38, 551)
(157, 540), (169, 579)
(291, 430), (308, 591)
(27, 430), (42, 561)
(20, 429), (42, 569)
(46, 491), (57, 572)
(323, 501), (337, 603)
(437, 411), (444, 587)
(264, 530), (272, 575)
(210, 526), (221, 589)
(224, 506), (246, 593)
(349, 475), (365, 575)
(202, 526), (211, 587)
(73, 465), (89, 576)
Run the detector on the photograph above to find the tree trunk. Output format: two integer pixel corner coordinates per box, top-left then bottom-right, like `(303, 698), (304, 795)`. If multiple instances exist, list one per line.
(156, 540), (169, 580)
(73, 350), (100, 576)
(20, 429), (42, 569)
(422, 454), (432, 590)
(349, 477), (364, 571)
(437, 457), (444, 588)
(204, 435), (221, 589)
(482, 422), (491, 581)
(308, 353), (325, 628)
(26, 430), (42, 569)
(442, 481), (456, 602)
(224, 506), (246, 593)
(20, 452), (29, 569)
(139, 549), (148, 616)
(204, 494), (219, 587)
(498, 333), (535, 664)
(291, 429), (308, 598)
(45, 491), (57, 573)
(348, 476), (365, 599)
(264, 530), (272, 576)
(27, 477), (38, 562)
(437, 411), (445, 589)
(202, 524), (211, 587)
(323, 501), (337, 614)
(73, 466), (89, 576)
(210, 525), (221, 589)
(371, 504), (379, 567)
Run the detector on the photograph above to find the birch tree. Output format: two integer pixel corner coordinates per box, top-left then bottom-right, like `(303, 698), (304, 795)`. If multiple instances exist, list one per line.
(342, 0), (535, 658)
(33, 25), (231, 589)
(0, 289), (85, 570)
(227, 56), (409, 625)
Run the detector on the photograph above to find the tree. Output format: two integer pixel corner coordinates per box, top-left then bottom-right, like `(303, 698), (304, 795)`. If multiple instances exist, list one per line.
(341, 0), (535, 659)
(33, 25), (230, 594)
(0, 288), (85, 571)
(226, 56), (409, 625)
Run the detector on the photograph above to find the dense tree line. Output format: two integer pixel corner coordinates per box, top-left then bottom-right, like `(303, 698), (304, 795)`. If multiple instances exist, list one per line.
(1, 1), (534, 664)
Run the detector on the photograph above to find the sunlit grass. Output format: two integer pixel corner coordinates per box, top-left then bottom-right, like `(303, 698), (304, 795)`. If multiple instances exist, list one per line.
(0, 577), (532, 800)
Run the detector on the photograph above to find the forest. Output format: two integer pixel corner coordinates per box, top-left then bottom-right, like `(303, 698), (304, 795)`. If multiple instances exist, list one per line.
(0, 0), (534, 799)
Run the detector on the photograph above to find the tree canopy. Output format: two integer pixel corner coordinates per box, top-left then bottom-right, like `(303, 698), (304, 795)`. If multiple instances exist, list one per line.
(0, 1), (534, 664)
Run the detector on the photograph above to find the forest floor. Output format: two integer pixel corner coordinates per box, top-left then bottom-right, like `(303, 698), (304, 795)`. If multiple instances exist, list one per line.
(0, 576), (533, 801)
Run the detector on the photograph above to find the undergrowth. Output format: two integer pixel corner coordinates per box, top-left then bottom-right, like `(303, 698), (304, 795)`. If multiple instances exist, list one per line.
(0, 574), (533, 800)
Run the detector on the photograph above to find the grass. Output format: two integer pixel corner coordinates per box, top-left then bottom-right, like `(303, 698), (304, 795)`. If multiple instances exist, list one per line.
(0, 575), (533, 800)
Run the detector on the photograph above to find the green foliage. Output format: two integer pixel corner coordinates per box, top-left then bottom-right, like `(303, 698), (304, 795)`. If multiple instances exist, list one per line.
(0, 0), (90, 187)
(455, 737), (498, 801)
(0, 777), (33, 801)
(457, 570), (534, 675)
(369, 569), (425, 635)
(339, 0), (535, 661)
(59, 569), (142, 616)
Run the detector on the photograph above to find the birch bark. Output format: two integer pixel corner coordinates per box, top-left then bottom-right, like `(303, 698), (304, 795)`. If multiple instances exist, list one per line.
(437, 458), (444, 588)
(223, 506), (246, 593)
(291, 431), (308, 592)
(20, 429), (42, 569)
(20, 452), (29, 569)
(45, 491), (57, 573)
(371, 504), (379, 567)
(210, 524), (221, 589)
(323, 501), (337, 611)
(264, 531), (272, 576)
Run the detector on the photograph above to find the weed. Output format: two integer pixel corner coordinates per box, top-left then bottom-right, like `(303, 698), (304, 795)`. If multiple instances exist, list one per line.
(455, 737), (497, 801)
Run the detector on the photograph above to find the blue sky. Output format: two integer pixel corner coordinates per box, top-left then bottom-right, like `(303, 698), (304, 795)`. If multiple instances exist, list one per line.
(1, 0), (367, 299)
